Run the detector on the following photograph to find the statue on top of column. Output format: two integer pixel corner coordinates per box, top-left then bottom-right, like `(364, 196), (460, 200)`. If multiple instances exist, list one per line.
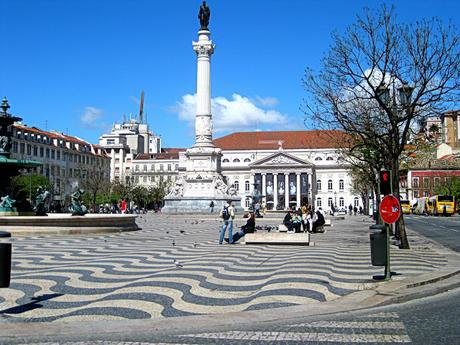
(198, 1), (211, 30)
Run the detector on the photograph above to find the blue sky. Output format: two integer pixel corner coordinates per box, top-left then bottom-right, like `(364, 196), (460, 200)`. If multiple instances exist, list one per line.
(2, 0), (459, 148)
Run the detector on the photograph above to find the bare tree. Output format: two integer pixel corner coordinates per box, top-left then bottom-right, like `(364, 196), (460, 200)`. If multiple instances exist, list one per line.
(81, 165), (111, 212)
(303, 5), (460, 249)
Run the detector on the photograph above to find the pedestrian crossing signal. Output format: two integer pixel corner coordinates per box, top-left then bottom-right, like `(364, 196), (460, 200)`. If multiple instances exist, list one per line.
(380, 170), (391, 195)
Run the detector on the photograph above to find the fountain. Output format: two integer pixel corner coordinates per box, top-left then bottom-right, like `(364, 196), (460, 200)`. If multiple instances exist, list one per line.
(0, 97), (41, 215)
(0, 98), (139, 235)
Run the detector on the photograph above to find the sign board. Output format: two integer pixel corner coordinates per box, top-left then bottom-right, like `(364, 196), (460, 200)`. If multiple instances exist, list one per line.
(379, 195), (401, 224)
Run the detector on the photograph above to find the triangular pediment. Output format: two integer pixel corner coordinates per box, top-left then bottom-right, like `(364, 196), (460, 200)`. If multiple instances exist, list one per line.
(250, 152), (312, 167)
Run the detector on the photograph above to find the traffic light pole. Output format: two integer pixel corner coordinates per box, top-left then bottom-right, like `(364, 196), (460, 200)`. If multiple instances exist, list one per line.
(384, 170), (393, 281)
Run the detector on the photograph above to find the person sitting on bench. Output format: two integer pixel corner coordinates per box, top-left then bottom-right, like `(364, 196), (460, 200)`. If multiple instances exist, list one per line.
(292, 209), (303, 233)
(283, 209), (294, 232)
(312, 207), (326, 233)
(225, 211), (256, 243)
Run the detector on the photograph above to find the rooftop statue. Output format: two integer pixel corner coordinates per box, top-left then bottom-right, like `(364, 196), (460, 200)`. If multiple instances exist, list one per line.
(198, 1), (210, 30)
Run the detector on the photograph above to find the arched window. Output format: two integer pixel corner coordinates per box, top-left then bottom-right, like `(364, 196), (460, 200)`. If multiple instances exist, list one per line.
(328, 197), (333, 207)
(317, 197), (322, 207)
(245, 181), (250, 192)
(315, 157), (323, 161)
(233, 158), (240, 163)
(328, 179), (333, 190)
(222, 158), (229, 163)
(316, 179), (322, 191)
(354, 197), (359, 207)
(339, 197), (344, 207)
(233, 181), (239, 191)
(244, 158), (251, 162)
(326, 157), (334, 161)
(339, 179), (344, 190)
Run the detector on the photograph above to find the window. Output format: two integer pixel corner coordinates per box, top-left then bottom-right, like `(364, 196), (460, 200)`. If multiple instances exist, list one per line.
(143, 165), (147, 171)
(354, 197), (359, 207)
(45, 148), (49, 158)
(135, 165), (139, 172)
(26, 144), (31, 155)
(339, 179), (344, 190)
(20, 143), (25, 154)
(245, 181), (250, 192)
(413, 177), (419, 188)
(328, 179), (333, 191)
(317, 197), (322, 207)
(106, 139), (115, 145)
(328, 197), (333, 207)
(175, 164), (179, 171)
(233, 181), (239, 191)
(245, 198), (251, 208)
(326, 157), (334, 161)
(51, 150), (55, 159)
(57, 151), (61, 160)
(39, 147), (44, 157)
(168, 164), (171, 171)
(143, 176), (147, 183)
(434, 177), (440, 187)
(222, 158), (229, 163)
(33, 146), (38, 156)
(244, 158), (251, 162)
(115, 158), (120, 163)
(233, 158), (240, 163)
(413, 191), (419, 198)
(339, 197), (344, 207)
(160, 164), (164, 171)
(423, 177), (430, 188)
(315, 157), (322, 161)
(316, 179), (322, 191)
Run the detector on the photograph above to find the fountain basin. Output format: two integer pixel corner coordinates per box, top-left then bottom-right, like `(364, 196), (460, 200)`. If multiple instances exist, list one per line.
(0, 213), (140, 236)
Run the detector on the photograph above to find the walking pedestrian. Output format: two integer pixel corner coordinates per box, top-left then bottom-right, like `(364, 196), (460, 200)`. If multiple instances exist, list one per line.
(209, 200), (214, 213)
(219, 200), (235, 244)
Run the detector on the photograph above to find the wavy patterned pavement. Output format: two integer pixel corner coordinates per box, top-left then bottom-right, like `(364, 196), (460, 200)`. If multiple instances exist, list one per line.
(0, 214), (447, 323)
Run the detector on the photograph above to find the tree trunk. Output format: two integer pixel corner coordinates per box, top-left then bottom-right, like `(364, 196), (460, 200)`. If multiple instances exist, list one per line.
(392, 159), (410, 249)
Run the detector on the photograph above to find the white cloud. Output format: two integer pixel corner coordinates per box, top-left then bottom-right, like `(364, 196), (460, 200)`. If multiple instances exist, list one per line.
(254, 96), (279, 107)
(80, 106), (103, 128)
(174, 93), (289, 132)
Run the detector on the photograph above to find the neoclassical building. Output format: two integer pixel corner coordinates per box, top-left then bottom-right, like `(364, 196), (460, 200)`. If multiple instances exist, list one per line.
(129, 130), (362, 212)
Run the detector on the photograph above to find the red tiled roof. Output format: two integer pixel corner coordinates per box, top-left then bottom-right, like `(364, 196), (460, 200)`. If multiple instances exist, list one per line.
(135, 151), (182, 160)
(213, 130), (348, 150)
(162, 148), (186, 154)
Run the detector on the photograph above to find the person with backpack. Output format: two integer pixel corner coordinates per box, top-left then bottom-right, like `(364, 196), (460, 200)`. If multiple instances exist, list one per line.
(225, 211), (255, 243)
(219, 201), (235, 244)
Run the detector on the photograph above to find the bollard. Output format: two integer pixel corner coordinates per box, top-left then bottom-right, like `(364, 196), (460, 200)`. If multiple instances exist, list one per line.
(0, 231), (12, 288)
(369, 225), (386, 266)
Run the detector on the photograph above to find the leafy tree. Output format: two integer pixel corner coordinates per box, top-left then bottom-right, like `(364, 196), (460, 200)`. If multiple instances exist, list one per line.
(11, 173), (50, 201)
(303, 5), (460, 249)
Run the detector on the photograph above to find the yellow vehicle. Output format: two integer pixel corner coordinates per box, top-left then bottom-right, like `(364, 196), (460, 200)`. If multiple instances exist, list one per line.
(428, 195), (455, 216)
(400, 200), (411, 214)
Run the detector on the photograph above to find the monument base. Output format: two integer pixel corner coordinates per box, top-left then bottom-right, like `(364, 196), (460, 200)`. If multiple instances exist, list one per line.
(162, 197), (242, 214)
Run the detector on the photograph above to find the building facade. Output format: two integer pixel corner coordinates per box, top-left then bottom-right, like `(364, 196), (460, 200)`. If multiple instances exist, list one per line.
(129, 130), (362, 212)
(11, 124), (110, 203)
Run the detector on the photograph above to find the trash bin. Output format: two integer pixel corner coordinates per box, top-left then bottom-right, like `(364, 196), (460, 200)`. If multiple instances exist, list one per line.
(0, 231), (12, 288)
(369, 225), (387, 266)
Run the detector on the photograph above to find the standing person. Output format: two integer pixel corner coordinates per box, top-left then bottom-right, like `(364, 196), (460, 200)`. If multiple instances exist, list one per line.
(219, 201), (235, 244)
(262, 201), (267, 215)
(121, 199), (127, 214)
(331, 204), (336, 216)
(225, 211), (256, 243)
(209, 200), (215, 213)
(348, 204), (353, 215)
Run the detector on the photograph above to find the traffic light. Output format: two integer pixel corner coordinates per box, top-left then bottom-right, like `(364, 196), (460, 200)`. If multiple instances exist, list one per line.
(379, 170), (391, 196)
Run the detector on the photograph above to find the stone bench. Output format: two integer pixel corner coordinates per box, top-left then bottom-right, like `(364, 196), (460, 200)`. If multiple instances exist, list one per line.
(244, 232), (311, 245)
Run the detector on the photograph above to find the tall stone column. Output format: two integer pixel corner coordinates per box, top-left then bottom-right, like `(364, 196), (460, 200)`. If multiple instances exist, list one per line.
(192, 31), (215, 148)
(308, 173), (312, 205)
(273, 173), (278, 210)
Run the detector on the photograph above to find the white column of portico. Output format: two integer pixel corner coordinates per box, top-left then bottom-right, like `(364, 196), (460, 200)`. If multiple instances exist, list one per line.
(308, 173), (312, 205)
(273, 173), (278, 210)
(284, 173), (289, 209)
(296, 173), (301, 207)
(261, 173), (266, 204)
